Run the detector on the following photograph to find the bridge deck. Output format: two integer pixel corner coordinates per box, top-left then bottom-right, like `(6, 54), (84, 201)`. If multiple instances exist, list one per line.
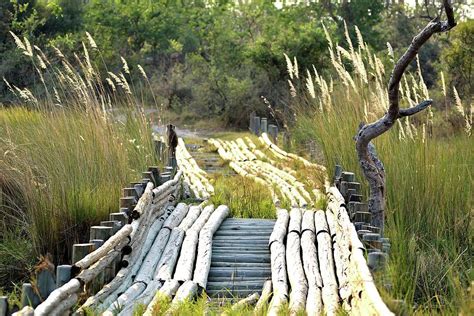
(207, 218), (275, 298)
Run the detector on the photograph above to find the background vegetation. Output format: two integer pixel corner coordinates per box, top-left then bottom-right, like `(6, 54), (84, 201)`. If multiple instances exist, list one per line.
(1, 1), (472, 125)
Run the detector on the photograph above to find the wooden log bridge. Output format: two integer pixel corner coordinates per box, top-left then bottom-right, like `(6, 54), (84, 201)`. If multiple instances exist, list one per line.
(12, 134), (393, 316)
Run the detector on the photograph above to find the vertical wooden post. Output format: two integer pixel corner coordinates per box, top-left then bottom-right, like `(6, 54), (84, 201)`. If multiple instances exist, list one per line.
(56, 265), (72, 288)
(20, 283), (40, 308)
(261, 117), (268, 133)
(72, 243), (95, 264)
(251, 116), (260, 135)
(0, 296), (8, 316)
(89, 226), (113, 241)
(109, 212), (128, 226)
(36, 269), (56, 302)
(100, 220), (122, 234)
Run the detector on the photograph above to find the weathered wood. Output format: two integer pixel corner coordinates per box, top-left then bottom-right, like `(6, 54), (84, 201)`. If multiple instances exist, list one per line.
(34, 279), (81, 316)
(72, 243), (94, 264)
(20, 284), (39, 308)
(268, 209), (289, 316)
(301, 210), (323, 316)
(89, 226), (113, 242)
(100, 220), (122, 234)
(11, 306), (33, 316)
(327, 187), (393, 315)
(174, 205), (215, 281)
(172, 280), (198, 304)
(254, 280), (272, 313)
(143, 279), (180, 316)
(314, 210), (339, 315)
(231, 292), (260, 310)
(193, 205), (230, 289)
(79, 205), (174, 312)
(105, 203), (189, 312)
(74, 224), (132, 270)
(286, 224), (307, 314)
(155, 227), (185, 280)
(131, 182), (154, 219)
(55, 265), (70, 288)
(48, 293), (77, 316)
(0, 296), (7, 316)
(355, 0), (456, 234)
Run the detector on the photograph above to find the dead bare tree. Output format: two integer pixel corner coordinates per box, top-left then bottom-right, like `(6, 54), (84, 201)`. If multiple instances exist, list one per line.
(355, 0), (456, 235)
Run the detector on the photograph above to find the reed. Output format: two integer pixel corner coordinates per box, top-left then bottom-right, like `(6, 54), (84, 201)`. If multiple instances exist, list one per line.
(288, 23), (472, 313)
(0, 32), (156, 288)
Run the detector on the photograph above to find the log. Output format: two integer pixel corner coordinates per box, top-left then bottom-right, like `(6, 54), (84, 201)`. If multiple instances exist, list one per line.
(174, 205), (215, 281)
(48, 293), (77, 316)
(327, 187), (393, 315)
(142, 279), (180, 316)
(104, 203), (189, 312)
(172, 280), (198, 304)
(268, 209), (289, 316)
(314, 210), (339, 316)
(72, 243), (95, 264)
(231, 293), (260, 310)
(178, 205), (202, 230)
(193, 205), (230, 289)
(154, 228), (185, 280)
(116, 279), (163, 316)
(34, 279), (81, 316)
(286, 220), (307, 314)
(11, 306), (33, 316)
(301, 211), (323, 316)
(89, 226), (113, 243)
(254, 280), (272, 313)
(74, 224), (133, 269)
(269, 209), (289, 245)
(79, 206), (173, 312)
(76, 238), (128, 284)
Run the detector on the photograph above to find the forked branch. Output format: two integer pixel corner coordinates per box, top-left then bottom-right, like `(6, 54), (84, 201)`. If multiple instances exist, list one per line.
(355, 0), (456, 234)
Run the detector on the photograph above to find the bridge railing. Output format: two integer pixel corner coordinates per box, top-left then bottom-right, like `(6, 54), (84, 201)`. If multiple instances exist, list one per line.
(9, 162), (182, 316)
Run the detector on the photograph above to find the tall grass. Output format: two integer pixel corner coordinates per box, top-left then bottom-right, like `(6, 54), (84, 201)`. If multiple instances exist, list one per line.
(287, 23), (472, 313)
(0, 33), (156, 288)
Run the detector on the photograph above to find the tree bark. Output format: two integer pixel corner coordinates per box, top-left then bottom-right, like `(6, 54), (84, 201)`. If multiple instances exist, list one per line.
(355, 0), (456, 234)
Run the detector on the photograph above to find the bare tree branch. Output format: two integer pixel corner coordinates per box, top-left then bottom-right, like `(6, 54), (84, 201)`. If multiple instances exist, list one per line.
(355, 0), (456, 235)
(398, 99), (433, 117)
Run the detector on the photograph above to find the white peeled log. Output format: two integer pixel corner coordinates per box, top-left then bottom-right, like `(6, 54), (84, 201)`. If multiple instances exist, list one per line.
(174, 205), (215, 281)
(301, 210), (323, 316)
(34, 279), (81, 316)
(80, 207), (173, 313)
(131, 182), (154, 220)
(116, 279), (163, 316)
(178, 205), (202, 230)
(315, 210), (339, 316)
(327, 187), (393, 315)
(254, 280), (272, 313)
(155, 228), (185, 280)
(74, 224), (133, 270)
(231, 293), (260, 310)
(142, 279), (181, 316)
(172, 280), (198, 304)
(105, 204), (189, 312)
(13, 306), (33, 316)
(48, 293), (78, 316)
(269, 209), (289, 245)
(77, 238), (128, 285)
(193, 205), (230, 289)
(286, 208), (307, 315)
(268, 209), (289, 316)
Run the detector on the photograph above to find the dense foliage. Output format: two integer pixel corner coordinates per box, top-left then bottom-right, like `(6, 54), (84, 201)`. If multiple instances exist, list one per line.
(1, 1), (472, 126)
